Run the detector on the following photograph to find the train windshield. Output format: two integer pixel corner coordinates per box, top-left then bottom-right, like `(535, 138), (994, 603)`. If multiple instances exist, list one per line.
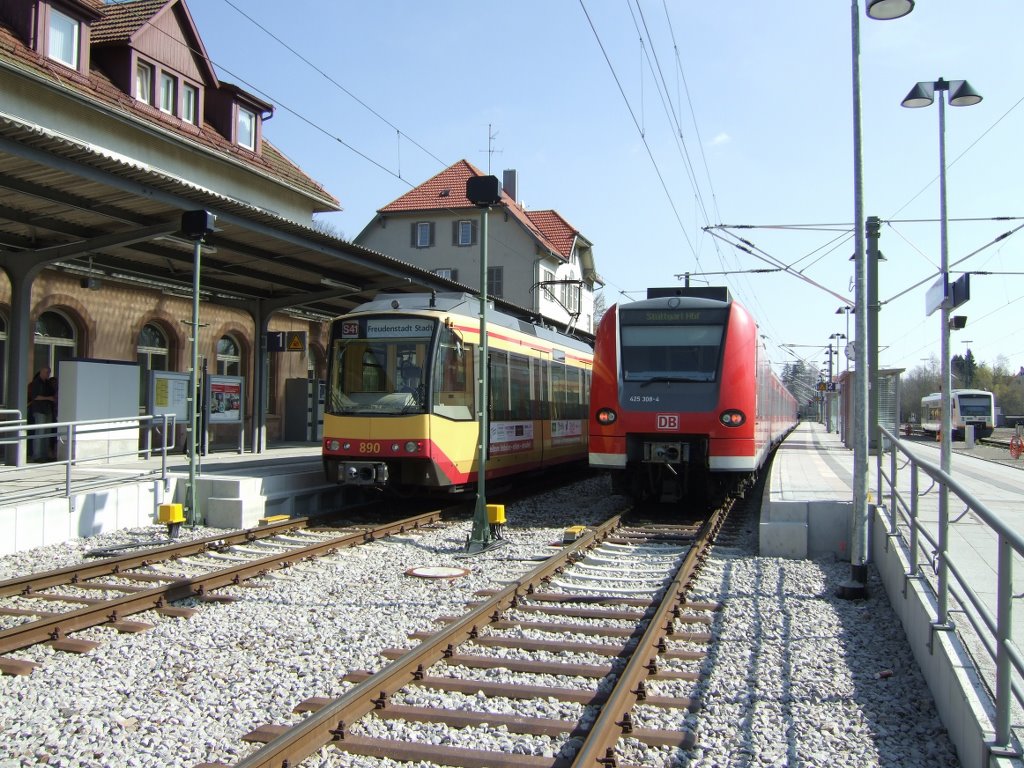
(958, 394), (992, 417)
(620, 324), (723, 383)
(326, 316), (437, 415)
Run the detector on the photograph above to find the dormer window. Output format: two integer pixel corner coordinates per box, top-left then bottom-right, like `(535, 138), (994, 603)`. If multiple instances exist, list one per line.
(183, 83), (199, 125)
(47, 8), (80, 69)
(136, 60), (153, 104)
(236, 107), (256, 150)
(159, 72), (176, 114)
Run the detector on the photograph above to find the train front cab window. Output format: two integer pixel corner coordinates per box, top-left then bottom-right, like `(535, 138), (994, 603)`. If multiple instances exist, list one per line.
(326, 318), (437, 416)
(620, 322), (723, 382)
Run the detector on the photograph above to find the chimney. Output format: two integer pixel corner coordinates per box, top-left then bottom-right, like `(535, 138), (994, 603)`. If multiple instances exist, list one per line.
(502, 169), (518, 203)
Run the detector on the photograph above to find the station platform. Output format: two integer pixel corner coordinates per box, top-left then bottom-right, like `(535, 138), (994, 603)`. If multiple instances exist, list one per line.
(760, 420), (853, 559)
(762, 419), (1024, 768)
(0, 442), (340, 557)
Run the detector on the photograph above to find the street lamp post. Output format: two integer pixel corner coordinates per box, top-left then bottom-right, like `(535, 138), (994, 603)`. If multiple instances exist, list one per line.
(830, 333), (846, 434)
(835, 306), (852, 371)
(180, 210), (216, 526)
(901, 78), (983, 682)
(464, 175), (505, 556)
(840, 0), (916, 600)
(900, 78), (982, 465)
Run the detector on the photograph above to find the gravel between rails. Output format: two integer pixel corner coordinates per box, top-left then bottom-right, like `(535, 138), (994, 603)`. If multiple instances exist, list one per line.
(0, 478), (959, 768)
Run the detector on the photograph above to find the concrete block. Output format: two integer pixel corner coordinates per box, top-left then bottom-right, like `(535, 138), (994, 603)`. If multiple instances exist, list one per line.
(759, 520), (808, 559)
(806, 500), (853, 559)
(767, 500), (808, 523)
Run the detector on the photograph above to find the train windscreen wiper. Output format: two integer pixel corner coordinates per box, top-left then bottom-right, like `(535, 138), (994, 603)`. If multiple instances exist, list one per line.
(639, 375), (707, 387)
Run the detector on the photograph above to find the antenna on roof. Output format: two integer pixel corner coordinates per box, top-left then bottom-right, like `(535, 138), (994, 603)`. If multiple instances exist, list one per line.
(481, 124), (502, 175)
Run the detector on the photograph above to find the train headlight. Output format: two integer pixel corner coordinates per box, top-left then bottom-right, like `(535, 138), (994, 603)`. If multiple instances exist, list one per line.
(596, 408), (617, 425)
(405, 441), (422, 453)
(719, 409), (746, 427)
(326, 439), (341, 451)
(342, 441), (352, 451)
(390, 443), (401, 453)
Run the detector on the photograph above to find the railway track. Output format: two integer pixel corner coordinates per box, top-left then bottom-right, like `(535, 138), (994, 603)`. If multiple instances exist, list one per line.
(204, 503), (729, 768)
(0, 510), (450, 676)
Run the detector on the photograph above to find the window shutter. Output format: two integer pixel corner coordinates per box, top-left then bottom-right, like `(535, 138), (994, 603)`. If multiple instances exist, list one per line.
(451, 220), (459, 245)
(451, 269), (459, 282)
(471, 220), (478, 245)
(428, 222), (435, 246)
(410, 222), (417, 247)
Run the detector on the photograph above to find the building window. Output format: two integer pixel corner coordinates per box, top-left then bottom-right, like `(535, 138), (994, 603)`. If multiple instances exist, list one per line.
(159, 72), (176, 114)
(454, 220), (475, 246)
(33, 311), (77, 377)
(136, 60), (153, 104)
(540, 269), (556, 300)
(487, 266), (503, 298)
(236, 107), (256, 150)
(47, 8), (79, 68)
(412, 222), (434, 248)
(137, 323), (170, 408)
(183, 83), (199, 124)
(217, 335), (241, 376)
(434, 267), (458, 282)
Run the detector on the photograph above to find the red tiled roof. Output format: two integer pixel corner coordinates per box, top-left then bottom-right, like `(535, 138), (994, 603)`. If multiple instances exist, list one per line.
(90, 0), (171, 44)
(525, 210), (578, 259)
(0, 7), (339, 211)
(379, 159), (487, 213)
(379, 160), (566, 259)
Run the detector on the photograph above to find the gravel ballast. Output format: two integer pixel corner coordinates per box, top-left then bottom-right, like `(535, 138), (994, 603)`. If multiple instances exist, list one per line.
(0, 477), (959, 767)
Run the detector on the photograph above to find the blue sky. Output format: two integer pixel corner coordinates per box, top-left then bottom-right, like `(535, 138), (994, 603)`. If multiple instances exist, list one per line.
(187, 1), (1023, 381)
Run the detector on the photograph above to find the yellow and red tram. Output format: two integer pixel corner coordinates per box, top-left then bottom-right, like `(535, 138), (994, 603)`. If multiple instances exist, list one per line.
(322, 293), (593, 495)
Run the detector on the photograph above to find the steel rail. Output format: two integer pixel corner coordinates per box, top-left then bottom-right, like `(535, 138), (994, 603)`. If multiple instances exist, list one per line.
(0, 509), (445, 656)
(0, 517), (306, 598)
(224, 514), (626, 768)
(570, 504), (726, 767)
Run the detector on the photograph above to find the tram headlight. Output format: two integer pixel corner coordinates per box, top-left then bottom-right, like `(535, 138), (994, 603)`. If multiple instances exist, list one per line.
(719, 409), (746, 427)
(596, 408), (617, 425)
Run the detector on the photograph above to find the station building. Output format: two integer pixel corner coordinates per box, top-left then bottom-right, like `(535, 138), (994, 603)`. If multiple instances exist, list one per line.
(0, 0), (599, 459)
(0, 0), (466, 455)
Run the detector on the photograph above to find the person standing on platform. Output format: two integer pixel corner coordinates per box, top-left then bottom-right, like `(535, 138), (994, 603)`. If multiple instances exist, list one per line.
(27, 367), (56, 462)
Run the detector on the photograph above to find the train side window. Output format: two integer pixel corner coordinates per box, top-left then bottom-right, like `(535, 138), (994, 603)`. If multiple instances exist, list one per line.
(509, 354), (531, 421)
(489, 350), (511, 421)
(536, 359), (549, 420)
(563, 366), (583, 419)
(433, 327), (473, 420)
(551, 362), (567, 420)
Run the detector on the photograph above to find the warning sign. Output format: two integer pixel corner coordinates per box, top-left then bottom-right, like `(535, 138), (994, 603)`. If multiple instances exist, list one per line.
(268, 331), (306, 352)
(287, 331), (306, 351)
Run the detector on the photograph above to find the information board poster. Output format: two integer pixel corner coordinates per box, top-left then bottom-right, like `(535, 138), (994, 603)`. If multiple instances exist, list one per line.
(150, 370), (190, 421)
(208, 375), (244, 423)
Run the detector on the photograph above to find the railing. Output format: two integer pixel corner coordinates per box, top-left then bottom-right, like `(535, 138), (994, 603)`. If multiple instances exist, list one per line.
(0, 414), (177, 505)
(876, 424), (1023, 757)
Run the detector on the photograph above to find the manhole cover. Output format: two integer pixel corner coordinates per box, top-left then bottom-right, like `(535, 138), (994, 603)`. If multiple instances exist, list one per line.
(405, 566), (470, 579)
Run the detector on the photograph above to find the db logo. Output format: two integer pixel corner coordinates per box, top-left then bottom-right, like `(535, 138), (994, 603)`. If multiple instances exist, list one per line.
(656, 414), (678, 430)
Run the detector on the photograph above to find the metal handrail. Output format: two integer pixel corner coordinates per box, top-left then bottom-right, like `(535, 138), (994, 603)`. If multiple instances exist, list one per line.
(0, 414), (176, 504)
(877, 424), (1024, 755)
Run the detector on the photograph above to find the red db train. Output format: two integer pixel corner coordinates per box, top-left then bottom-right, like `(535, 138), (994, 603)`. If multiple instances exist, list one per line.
(589, 287), (797, 503)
